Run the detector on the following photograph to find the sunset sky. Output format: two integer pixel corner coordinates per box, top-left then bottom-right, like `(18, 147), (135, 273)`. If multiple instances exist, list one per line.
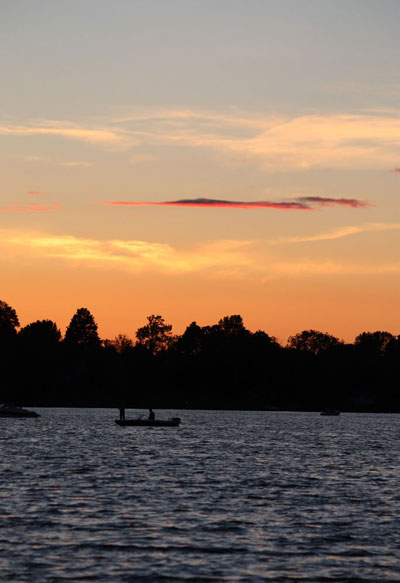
(1, 0), (399, 343)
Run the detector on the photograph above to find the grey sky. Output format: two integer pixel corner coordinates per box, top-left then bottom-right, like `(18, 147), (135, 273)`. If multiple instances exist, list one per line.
(1, 0), (399, 116)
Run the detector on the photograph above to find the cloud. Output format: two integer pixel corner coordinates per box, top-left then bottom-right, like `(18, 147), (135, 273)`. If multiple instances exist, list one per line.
(0, 121), (133, 149)
(24, 155), (50, 162)
(113, 108), (265, 128)
(114, 108), (400, 170)
(0, 203), (60, 213)
(57, 161), (93, 167)
(97, 198), (309, 210)
(5, 109), (400, 170)
(95, 196), (368, 211)
(24, 155), (93, 166)
(0, 229), (252, 273)
(1, 228), (398, 279)
(393, 168), (400, 173)
(27, 191), (44, 196)
(297, 197), (369, 208)
(263, 260), (400, 277)
(270, 223), (400, 244)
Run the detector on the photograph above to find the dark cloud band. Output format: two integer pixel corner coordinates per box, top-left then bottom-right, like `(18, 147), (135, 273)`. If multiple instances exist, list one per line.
(297, 197), (369, 208)
(96, 196), (369, 210)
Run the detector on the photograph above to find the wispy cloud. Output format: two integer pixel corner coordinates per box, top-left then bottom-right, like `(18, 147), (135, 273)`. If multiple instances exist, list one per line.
(114, 108), (400, 170)
(4, 109), (400, 170)
(263, 260), (400, 277)
(0, 228), (398, 278)
(1, 120), (132, 149)
(0, 203), (60, 213)
(27, 190), (44, 196)
(270, 223), (400, 244)
(24, 155), (93, 166)
(0, 229), (252, 273)
(95, 196), (368, 211)
(57, 161), (93, 167)
(24, 155), (49, 162)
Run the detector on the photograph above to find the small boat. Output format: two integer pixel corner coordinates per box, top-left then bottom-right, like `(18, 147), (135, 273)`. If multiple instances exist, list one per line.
(0, 404), (40, 418)
(115, 417), (181, 427)
(321, 408), (340, 416)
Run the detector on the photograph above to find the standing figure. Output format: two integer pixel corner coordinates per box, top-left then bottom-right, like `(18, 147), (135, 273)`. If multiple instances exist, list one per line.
(119, 407), (125, 421)
(148, 408), (155, 421)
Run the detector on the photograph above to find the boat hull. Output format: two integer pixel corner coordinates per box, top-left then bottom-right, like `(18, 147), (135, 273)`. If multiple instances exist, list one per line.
(115, 418), (181, 427)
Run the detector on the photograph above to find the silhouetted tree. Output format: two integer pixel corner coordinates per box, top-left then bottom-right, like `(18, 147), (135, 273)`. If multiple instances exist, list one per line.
(385, 334), (400, 359)
(64, 308), (101, 348)
(252, 330), (278, 345)
(136, 314), (173, 354)
(355, 331), (394, 356)
(0, 300), (20, 401)
(287, 329), (343, 355)
(176, 321), (204, 356)
(16, 320), (62, 403)
(0, 296), (399, 410)
(0, 300), (19, 340)
(218, 314), (249, 335)
(19, 319), (61, 348)
(104, 334), (134, 354)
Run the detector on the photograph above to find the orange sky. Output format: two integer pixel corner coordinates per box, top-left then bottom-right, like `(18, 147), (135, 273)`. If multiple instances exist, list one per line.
(1, 1), (399, 343)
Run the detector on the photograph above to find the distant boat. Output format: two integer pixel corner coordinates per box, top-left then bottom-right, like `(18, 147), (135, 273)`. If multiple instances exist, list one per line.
(0, 404), (40, 418)
(115, 417), (181, 427)
(320, 408), (340, 416)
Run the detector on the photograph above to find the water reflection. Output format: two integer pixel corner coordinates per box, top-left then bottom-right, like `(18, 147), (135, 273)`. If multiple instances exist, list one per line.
(1, 409), (399, 582)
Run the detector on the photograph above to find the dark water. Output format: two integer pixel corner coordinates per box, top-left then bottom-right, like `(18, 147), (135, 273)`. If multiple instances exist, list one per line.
(1, 409), (400, 582)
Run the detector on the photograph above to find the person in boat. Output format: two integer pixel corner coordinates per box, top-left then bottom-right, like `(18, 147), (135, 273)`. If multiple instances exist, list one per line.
(119, 407), (125, 421)
(148, 408), (155, 421)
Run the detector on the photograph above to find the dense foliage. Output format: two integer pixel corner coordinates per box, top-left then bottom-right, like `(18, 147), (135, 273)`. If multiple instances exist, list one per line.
(1, 302), (399, 411)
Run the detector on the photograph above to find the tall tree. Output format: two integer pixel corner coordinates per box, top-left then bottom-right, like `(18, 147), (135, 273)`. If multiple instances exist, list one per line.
(0, 301), (20, 401)
(0, 300), (19, 339)
(136, 314), (173, 354)
(64, 308), (101, 348)
(17, 320), (62, 401)
(177, 321), (204, 356)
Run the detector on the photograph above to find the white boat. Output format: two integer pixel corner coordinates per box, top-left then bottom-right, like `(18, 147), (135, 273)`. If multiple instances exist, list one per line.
(0, 404), (40, 418)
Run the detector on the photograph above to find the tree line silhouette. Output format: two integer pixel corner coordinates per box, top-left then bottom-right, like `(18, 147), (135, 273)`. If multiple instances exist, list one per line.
(1, 300), (399, 411)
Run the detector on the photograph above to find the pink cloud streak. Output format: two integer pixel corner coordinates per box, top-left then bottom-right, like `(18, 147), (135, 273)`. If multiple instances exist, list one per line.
(0, 203), (61, 213)
(98, 199), (309, 210)
(95, 196), (368, 211)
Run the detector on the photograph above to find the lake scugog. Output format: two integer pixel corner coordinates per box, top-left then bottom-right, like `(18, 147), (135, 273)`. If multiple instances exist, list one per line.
(1, 409), (400, 582)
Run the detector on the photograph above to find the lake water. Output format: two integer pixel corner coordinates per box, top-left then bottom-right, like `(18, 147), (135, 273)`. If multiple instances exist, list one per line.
(1, 409), (400, 582)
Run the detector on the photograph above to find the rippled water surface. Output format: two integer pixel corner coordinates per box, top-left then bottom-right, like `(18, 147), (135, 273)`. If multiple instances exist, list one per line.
(1, 409), (400, 582)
